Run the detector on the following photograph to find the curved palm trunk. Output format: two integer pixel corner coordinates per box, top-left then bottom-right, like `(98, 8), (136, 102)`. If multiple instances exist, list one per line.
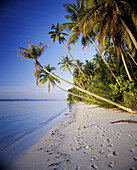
(62, 41), (94, 92)
(52, 83), (97, 102)
(120, 17), (137, 50)
(87, 35), (121, 87)
(37, 61), (136, 113)
(120, 49), (132, 81)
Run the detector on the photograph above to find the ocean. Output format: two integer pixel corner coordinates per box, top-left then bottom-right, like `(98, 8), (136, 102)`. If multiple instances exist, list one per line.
(0, 100), (71, 168)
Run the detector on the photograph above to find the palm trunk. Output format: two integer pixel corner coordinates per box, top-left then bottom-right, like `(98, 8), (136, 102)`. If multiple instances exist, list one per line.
(48, 82), (50, 92)
(37, 61), (136, 113)
(128, 52), (137, 66)
(87, 35), (121, 87)
(120, 17), (137, 50)
(53, 83), (97, 102)
(120, 49), (132, 82)
(62, 41), (94, 92)
(115, 3), (137, 50)
(34, 58), (39, 86)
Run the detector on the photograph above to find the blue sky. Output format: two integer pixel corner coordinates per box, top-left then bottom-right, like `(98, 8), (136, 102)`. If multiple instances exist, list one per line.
(0, 0), (96, 99)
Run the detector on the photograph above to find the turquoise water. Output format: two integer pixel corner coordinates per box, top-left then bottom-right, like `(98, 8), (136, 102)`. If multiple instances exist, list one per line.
(0, 100), (71, 168)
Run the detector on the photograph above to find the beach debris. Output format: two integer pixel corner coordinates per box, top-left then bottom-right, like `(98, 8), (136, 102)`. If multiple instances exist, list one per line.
(133, 157), (137, 161)
(110, 120), (137, 124)
(82, 125), (86, 129)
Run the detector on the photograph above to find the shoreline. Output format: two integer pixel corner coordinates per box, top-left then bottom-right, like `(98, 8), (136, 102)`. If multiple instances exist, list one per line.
(0, 101), (72, 170)
(11, 102), (137, 170)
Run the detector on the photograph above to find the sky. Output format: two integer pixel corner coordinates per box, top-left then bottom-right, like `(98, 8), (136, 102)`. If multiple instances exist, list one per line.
(0, 0), (97, 100)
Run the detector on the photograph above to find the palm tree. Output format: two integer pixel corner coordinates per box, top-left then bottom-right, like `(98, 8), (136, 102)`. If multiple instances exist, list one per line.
(58, 55), (83, 88)
(83, 0), (136, 83)
(36, 60), (136, 113)
(83, 60), (94, 81)
(48, 23), (94, 92)
(62, 0), (121, 86)
(17, 41), (49, 86)
(39, 64), (96, 102)
(58, 55), (73, 74)
(92, 0), (134, 81)
(39, 64), (60, 92)
(17, 41), (137, 113)
(73, 60), (85, 88)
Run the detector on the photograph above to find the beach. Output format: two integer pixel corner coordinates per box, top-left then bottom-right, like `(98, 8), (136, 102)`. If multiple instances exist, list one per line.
(11, 103), (137, 170)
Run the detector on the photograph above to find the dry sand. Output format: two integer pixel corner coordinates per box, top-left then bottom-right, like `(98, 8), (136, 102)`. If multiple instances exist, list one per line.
(11, 103), (137, 170)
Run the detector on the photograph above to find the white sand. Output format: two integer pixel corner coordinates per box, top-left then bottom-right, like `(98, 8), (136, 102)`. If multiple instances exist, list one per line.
(11, 103), (137, 170)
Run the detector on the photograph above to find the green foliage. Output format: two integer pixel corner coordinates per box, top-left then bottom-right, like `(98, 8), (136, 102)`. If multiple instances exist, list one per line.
(109, 75), (137, 108)
(109, 75), (134, 95)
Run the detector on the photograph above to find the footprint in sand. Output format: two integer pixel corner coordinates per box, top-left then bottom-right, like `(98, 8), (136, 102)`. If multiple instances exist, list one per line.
(107, 144), (113, 147)
(100, 144), (104, 147)
(48, 162), (61, 168)
(130, 167), (135, 170)
(107, 138), (111, 143)
(108, 161), (115, 168)
(99, 150), (105, 155)
(112, 151), (118, 156)
(129, 149), (134, 152)
(133, 157), (137, 161)
(90, 156), (98, 161)
(90, 164), (98, 169)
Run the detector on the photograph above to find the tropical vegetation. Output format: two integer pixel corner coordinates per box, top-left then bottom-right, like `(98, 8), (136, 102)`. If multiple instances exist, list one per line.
(17, 0), (137, 113)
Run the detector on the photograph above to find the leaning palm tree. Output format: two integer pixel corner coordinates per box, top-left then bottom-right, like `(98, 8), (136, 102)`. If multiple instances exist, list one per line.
(39, 65), (96, 102)
(37, 61), (136, 113)
(58, 55), (83, 88)
(39, 64), (60, 92)
(48, 23), (94, 92)
(17, 41), (49, 86)
(17, 41), (137, 113)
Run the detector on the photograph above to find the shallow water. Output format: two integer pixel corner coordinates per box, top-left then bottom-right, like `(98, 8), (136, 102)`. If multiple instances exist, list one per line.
(0, 100), (71, 168)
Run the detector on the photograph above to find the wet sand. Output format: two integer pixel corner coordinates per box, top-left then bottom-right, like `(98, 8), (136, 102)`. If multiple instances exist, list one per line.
(11, 103), (137, 170)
